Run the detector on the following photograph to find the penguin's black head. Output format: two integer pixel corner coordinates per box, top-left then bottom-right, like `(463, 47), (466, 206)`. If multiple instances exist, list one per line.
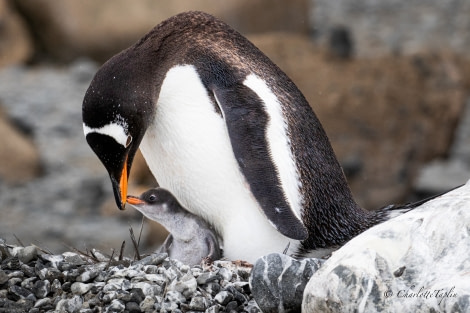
(82, 53), (154, 210)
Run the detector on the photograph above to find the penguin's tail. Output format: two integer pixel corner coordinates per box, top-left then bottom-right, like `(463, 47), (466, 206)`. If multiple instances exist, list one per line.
(376, 184), (463, 220)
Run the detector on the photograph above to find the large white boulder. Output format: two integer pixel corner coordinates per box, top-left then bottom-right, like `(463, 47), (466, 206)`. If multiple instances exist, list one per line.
(302, 181), (470, 312)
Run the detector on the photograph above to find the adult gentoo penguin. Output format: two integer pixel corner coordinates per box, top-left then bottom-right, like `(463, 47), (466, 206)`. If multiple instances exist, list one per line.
(82, 11), (411, 262)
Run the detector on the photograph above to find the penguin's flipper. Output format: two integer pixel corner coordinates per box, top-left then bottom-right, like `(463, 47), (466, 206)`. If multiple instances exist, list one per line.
(211, 84), (308, 241)
(205, 232), (222, 261)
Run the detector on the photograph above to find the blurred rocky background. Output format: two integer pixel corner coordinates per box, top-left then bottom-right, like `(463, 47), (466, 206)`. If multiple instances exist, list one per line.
(1, 0), (470, 255)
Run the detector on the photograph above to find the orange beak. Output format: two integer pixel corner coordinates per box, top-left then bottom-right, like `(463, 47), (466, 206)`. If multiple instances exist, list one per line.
(119, 157), (128, 209)
(127, 195), (144, 205)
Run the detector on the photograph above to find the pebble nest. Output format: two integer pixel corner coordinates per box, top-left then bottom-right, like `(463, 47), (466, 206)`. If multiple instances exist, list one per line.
(0, 239), (260, 313)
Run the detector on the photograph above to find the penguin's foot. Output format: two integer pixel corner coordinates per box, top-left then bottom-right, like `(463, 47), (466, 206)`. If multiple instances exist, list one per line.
(201, 256), (214, 266)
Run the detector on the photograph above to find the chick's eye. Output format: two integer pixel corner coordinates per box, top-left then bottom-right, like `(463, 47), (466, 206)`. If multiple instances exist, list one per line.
(148, 194), (157, 202)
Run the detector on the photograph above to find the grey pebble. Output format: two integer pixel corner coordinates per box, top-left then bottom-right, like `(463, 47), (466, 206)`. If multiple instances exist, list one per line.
(9, 284), (35, 300)
(218, 267), (234, 282)
(165, 290), (187, 304)
(171, 273), (197, 298)
(77, 267), (101, 282)
(8, 277), (22, 286)
(189, 295), (211, 311)
(107, 299), (126, 312)
(139, 295), (156, 311)
(214, 290), (233, 306)
(17, 246), (38, 264)
(63, 252), (87, 267)
(125, 301), (142, 313)
(71, 281), (92, 295)
(56, 295), (83, 313)
(0, 269), (8, 284)
(33, 279), (51, 298)
(34, 297), (52, 308)
(50, 278), (62, 294)
(206, 304), (221, 313)
(196, 271), (219, 285)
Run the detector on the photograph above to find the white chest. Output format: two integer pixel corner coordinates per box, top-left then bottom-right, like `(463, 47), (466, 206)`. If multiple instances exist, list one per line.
(139, 65), (295, 262)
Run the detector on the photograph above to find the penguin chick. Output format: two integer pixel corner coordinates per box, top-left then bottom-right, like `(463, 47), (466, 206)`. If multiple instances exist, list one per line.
(127, 188), (221, 266)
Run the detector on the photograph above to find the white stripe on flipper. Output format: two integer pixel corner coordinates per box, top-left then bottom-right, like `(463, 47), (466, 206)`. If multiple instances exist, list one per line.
(243, 74), (303, 222)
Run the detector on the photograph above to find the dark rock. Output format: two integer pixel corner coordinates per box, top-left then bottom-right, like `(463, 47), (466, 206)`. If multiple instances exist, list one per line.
(7, 277), (22, 286)
(63, 252), (87, 267)
(250, 253), (324, 313)
(203, 282), (222, 297)
(76, 267), (101, 282)
(206, 305), (221, 313)
(139, 295), (156, 311)
(2, 256), (20, 270)
(20, 264), (36, 277)
(38, 267), (63, 281)
(50, 278), (61, 294)
(20, 276), (36, 290)
(8, 285), (35, 301)
(61, 281), (72, 292)
(107, 299), (125, 312)
(226, 300), (240, 312)
(196, 272), (220, 285)
(120, 287), (145, 303)
(125, 301), (141, 313)
(225, 285), (248, 304)
(0, 298), (35, 313)
(189, 295), (210, 311)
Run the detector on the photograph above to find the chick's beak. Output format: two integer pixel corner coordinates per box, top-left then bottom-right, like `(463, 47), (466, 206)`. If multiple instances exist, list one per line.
(127, 195), (145, 205)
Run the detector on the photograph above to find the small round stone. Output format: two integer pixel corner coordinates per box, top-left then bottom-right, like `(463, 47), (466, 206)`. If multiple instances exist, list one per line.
(214, 291), (233, 306)
(17, 246), (38, 264)
(33, 279), (50, 298)
(71, 282), (92, 295)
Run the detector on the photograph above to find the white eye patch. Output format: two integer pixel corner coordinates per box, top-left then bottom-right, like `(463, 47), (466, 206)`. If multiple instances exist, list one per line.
(83, 122), (131, 147)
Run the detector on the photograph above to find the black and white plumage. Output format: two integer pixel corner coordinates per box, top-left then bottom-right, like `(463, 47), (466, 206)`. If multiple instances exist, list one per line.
(82, 11), (430, 263)
(127, 188), (221, 266)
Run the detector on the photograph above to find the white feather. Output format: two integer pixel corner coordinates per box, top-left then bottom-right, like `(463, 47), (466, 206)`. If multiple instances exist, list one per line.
(83, 118), (130, 147)
(243, 74), (303, 222)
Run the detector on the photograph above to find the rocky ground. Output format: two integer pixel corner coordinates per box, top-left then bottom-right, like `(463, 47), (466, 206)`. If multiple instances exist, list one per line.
(0, 239), (259, 313)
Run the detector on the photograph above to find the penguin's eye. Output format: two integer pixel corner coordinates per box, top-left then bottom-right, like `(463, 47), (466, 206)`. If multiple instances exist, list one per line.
(126, 135), (132, 147)
(148, 194), (157, 202)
